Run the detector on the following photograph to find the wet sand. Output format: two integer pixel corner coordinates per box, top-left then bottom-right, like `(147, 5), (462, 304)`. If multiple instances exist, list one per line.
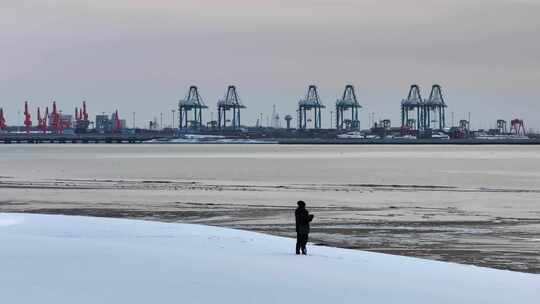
(2, 177), (539, 273)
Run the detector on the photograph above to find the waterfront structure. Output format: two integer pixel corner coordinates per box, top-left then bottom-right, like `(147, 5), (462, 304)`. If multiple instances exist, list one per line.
(401, 84), (424, 131)
(401, 84), (447, 132)
(74, 101), (90, 133)
(37, 107), (48, 133)
(335, 85), (361, 130)
(510, 119), (526, 136)
(95, 111), (124, 133)
(425, 85), (447, 130)
(217, 85), (246, 129)
(0, 108), (6, 130)
(459, 120), (470, 132)
(179, 86), (208, 130)
(284, 115), (293, 129)
(298, 85), (325, 129)
(497, 119), (508, 134)
(23, 101), (32, 134)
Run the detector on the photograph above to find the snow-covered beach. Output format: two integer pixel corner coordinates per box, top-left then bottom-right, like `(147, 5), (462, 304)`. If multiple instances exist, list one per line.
(1, 213), (538, 303)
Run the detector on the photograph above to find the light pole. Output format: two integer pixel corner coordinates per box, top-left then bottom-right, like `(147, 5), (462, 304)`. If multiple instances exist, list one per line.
(160, 112), (163, 130)
(132, 112), (136, 129)
(330, 111), (334, 129)
(171, 109), (176, 129)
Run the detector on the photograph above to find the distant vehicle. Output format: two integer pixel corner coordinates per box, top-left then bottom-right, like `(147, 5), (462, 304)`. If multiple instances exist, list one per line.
(432, 132), (450, 140)
(337, 132), (383, 140)
(337, 132), (364, 139)
(476, 134), (529, 140)
(365, 134), (379, 139)
(182, 134), (225, 140)
(393, 135), (417, 140)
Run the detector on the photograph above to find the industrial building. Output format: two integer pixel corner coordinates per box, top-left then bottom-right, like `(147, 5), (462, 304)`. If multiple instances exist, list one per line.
(95, 111), (125, 133)
(0, 83), (535, 143)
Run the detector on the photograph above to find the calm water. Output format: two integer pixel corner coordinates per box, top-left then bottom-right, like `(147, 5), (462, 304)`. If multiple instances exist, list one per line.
(1, 144), (540, 189)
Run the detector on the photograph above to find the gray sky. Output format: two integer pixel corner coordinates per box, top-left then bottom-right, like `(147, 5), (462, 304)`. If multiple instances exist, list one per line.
(1, 0), (539, 130)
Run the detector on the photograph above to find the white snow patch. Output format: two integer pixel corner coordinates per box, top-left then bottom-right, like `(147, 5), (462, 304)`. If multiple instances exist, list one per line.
(0, 213), (538, 304)
(0, 214), (22, 226)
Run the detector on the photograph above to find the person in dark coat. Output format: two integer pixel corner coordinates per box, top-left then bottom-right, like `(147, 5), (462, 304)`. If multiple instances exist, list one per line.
(295, 200), (314, 255)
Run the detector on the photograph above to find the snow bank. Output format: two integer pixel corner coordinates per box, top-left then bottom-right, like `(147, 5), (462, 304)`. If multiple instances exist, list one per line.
(0, 213), (538, 304)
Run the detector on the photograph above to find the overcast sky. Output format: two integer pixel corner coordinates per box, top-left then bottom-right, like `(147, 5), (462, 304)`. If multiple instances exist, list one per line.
(1, 0), (539, 129)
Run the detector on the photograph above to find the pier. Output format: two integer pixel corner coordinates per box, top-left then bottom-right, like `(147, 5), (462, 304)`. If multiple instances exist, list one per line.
(0, 133), (172, 144)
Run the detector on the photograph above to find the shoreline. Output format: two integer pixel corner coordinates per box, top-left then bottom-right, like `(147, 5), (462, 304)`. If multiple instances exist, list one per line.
(2, 133), (540, 145)
(2, 178), (539, 274)
(1, 144), (539, 274)
(3, 212), (538, 303)
(5, 208), (539, 274)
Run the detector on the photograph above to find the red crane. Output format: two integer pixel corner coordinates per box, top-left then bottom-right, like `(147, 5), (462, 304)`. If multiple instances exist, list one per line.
(113, 110), (121, 132)
(51, 101), (63, 133)
(74, 101), (90, 132)
(37, 107), (48, 133)
(24, 101), (32, 133)
(75, 105), (85, 123)
(82, 101), (88, 121)
(510, 119), (526, 136)
(0, 108), (6, 130)
(45, 107), (49, 131)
